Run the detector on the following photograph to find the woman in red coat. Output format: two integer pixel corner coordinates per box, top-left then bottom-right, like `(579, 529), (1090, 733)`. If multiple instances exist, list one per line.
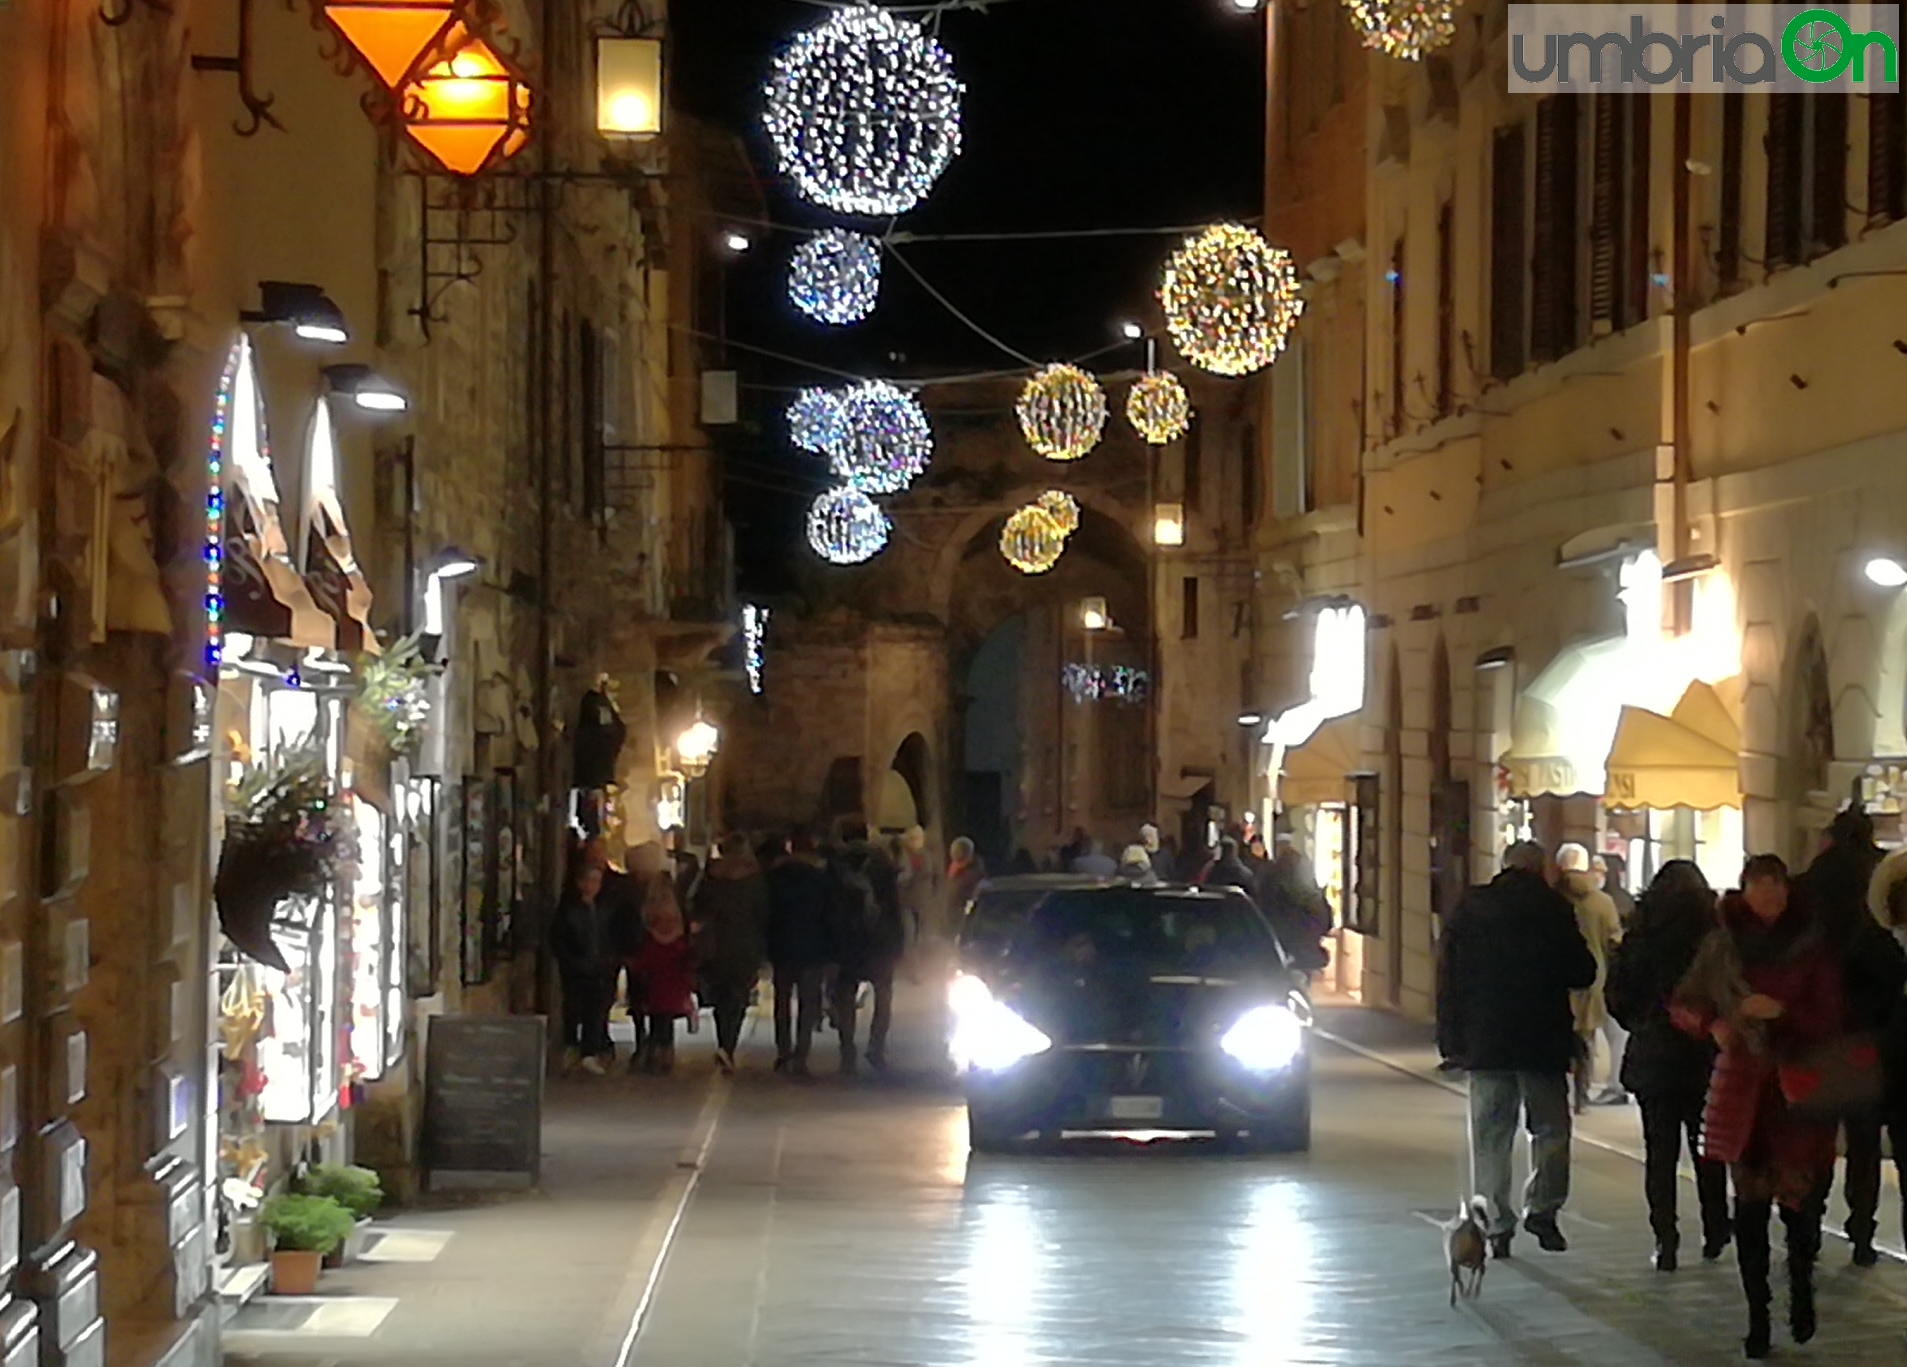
(627, 877), (697, 1074)
(1674, 854), (1844, 1359)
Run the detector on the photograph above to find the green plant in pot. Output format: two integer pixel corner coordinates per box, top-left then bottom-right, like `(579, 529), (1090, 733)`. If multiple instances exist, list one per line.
(260, 1193), (355, 1296)
(298, 1164), (383, 1264)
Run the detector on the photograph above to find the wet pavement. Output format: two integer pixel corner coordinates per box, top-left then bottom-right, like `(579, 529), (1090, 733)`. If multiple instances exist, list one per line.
(228, 990), (1907, 1366)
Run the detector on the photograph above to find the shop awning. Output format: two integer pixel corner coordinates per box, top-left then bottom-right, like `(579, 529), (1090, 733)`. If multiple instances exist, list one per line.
(1604, 678), (1743, 810)
(1276, 713), (1363, 807)
(301, 404), (379, 655)
(1500, 635), (1629, 798)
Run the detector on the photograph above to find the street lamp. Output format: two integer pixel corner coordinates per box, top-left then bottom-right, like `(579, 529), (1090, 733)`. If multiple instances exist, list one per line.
(1153, 502), (1186, 547)
(1867, 557), (1907, 588)
(1081, 597), (1110, 632)
(1119, 320), (1144, 341)
(597, 36), (662, 137)
(322, 364), (410, 414)
(243, 281), (349, 345)
(676, 716), (720, 777)
(421, 548), (480, 641)
(722, 230), (752, 254)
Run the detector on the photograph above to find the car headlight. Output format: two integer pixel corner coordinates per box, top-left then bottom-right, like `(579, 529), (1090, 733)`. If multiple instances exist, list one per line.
(1220, 1003), (1305, 1072)
(948, 974), (1052, 1074)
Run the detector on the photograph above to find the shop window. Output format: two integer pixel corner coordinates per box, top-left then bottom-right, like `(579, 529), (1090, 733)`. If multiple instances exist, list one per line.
(1347, 773), (1380, 935)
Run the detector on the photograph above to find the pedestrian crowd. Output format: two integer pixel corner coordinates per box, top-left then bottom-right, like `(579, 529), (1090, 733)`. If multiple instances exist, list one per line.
(549, 820), (965, 1080)
(1436, 811), (1907, 1359)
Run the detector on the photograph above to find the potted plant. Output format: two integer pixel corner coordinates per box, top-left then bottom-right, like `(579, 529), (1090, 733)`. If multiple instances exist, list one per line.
(297, 1164), (383, 1266)
(215, 739), (356, 972)
(259, 1193), (355, 1296)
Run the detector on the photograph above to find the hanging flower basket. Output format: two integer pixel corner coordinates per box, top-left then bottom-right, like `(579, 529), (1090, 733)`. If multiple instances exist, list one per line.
(216, 739), (355, 972)
(353, 633), (435, 758)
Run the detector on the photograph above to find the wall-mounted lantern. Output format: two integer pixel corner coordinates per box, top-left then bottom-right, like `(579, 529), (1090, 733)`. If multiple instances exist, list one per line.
(596, 36), (662, 137)
(318, 0), (461, 89)
(401, 26), (533, 177)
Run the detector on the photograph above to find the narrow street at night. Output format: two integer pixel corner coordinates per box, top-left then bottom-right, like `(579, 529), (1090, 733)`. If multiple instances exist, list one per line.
(221, 994), (1907, 1367)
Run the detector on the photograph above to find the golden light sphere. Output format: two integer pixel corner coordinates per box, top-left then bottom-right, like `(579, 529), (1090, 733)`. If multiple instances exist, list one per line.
(1126, 371), (1192, 444)
(1016, 364), (1108, 462)
(1036, 489), (1080, 537)
(1159, 224), (1304, 377)
(1000, 502), (1067, 575)
(1343, 0), (1459, 59)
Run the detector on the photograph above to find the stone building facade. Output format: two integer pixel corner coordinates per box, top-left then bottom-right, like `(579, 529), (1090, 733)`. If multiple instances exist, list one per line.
(0, 0), (724, 1361)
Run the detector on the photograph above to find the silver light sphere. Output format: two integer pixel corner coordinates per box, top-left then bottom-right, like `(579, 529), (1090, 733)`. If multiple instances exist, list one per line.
(830, 380), (932, 494)
(788, 387), (849, 455)
(807, 485), (892, 564)
(763, 6), (964, 218)
(789, 229), (883, 326)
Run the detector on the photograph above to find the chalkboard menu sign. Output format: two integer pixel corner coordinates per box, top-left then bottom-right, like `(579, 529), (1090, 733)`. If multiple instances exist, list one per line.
(422, 1016), (544, 1188)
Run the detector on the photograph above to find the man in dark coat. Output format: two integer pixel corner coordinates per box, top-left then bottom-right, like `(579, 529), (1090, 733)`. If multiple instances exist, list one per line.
(1437, 840), (1599, 1257)
(765, 829), (836, 1077)
(829, 823), (906, 1074)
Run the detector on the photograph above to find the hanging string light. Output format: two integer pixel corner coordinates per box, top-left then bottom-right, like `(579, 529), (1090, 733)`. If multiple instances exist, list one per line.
(999, 489), (1083, 575)
(1160, 224), (1305, 377)
(1126, 370), (1192, 445)
(830, 380), (932, 494)
(1343, 0), (1459, 59)
(1016, 364), (1108, 462)
(763, 6), (964, 218)
(788, 387), (849, 455)
(789, 228), (883, 325)
(807, 486), (892, 564)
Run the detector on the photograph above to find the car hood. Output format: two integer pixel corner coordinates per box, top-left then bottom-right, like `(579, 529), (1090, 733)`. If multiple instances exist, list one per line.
(1000, 961), (1292, 1048)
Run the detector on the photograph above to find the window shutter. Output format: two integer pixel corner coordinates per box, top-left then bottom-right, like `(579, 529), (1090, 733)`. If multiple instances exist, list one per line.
(1870, 94), (1907, 225)
(1765, 92), (1803, 268)
(1435, 202), (1454, 415)
(1720, 93), (1745, 287)
(1530, 96), (1580, 364)
(1489, 124), (1527, 382)
(1589, 95), (1620, 331)
(1621, 96), (1652, 329)
(1270, 337), (1308, 520)
(1389, 237), (1406, 436)
(1810, 93), (1849, 254)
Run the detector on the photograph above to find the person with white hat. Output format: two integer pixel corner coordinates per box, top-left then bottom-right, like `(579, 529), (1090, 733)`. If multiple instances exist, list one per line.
(1556, 842), (1625, 1110)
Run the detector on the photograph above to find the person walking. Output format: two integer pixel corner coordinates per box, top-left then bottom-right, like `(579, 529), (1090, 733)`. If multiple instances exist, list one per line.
(1605, 860), (1731, 1271)
(1557, 843), (1625, 1109)
(830, 825), (906, 1075)
(944, 837), (986, 938)
(1436, 840), (1598, 1258)
(626, 874), (695, 1074)
(1798, 807), (1905, 1266)
(766, 830), (835, 1077)
(692, 833), (769, 1074)
(1070, 837), (1118, 878)
(1140, 823), (1174, 881)
(1674, 855), (1845, 1359)
(1203, 837), (1257, 900)
(1116, 844), (1160, 884)
(1603, 851), (1638, 927)
(551, 861), (620, 1073)
(894, 825), (935, 961)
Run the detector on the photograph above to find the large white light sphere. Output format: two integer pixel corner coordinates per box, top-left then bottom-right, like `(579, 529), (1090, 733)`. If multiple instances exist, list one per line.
(831, 380), (932, 494)
(763, 6), (965, 218)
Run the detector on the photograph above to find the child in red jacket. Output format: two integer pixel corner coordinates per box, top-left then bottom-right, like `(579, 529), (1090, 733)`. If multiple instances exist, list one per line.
(628, 886), (696, 1073)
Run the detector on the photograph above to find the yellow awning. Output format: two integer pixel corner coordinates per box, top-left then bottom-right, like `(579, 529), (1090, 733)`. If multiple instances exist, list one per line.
(1277, 713), (1363, 807)
(1604, 678), (1743, 810)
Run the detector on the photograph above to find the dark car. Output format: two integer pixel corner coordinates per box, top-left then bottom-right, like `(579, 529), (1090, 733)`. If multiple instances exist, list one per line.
(957, 873), (1113, 968)
(951, 884), (1313, 1153)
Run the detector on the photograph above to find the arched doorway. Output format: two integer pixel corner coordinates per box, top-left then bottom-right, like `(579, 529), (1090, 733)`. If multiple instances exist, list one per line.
(880, 731), (932, 835)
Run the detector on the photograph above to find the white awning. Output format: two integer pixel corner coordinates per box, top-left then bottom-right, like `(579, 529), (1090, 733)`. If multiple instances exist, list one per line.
(1499, 636), (1629, 798)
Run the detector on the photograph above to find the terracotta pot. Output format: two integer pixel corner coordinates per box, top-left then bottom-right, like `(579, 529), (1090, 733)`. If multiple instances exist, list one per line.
(270, 1249), (323, 1296)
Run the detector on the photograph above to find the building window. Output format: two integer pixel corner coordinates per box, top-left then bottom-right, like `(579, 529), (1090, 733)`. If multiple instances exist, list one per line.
(1489, 123), (1528, 381)
(1530, 94), (1581, 363)
(1389, 237), (1406, 437)
(1183, 423), (1203, 510)
(1767, 93), (1848, 267)
(1434, 201), (1454, 415)
(1871, 93), (1907, 226)
(1590, 94), (1651, 333)
(1239, 423), (1259, 531)
(1719, 93), (1745, 289)
(1181, 576), (1200, 640)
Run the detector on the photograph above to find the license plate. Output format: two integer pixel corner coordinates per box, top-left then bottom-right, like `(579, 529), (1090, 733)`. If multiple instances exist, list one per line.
(1107, 1095), (1164, 1121)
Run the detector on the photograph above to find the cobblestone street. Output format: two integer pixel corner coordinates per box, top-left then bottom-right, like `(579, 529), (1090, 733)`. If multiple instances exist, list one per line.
(222, 993), (1907, 1366)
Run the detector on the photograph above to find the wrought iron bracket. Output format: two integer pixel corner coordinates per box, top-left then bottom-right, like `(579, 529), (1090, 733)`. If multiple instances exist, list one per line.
(190, 0), (283, 136)
(410, 172), (531, 334)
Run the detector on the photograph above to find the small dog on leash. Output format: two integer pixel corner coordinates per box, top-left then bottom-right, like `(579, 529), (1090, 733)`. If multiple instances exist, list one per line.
(1445, 1196), (1491, 1306)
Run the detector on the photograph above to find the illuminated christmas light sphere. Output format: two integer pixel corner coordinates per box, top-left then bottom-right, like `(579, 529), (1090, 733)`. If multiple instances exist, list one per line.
(1126, 371), (1193, 445)
(831, 380), (932, 494)
(1343, 0), (1459, 59)
(1016, 364), (1108, 462)
(789, 228), (883, 326)
(788, 387), (849, 455)
(1000, 502), (1067, 575)
(1037, 489), (1080, 537)
(807, 486), (891, 564)
(763, 6), (964, 218)
(1160, 224), (1305, 377)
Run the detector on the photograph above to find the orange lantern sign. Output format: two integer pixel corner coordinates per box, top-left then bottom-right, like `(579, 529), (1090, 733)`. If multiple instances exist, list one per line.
(399, 24), (532, 177)
(318, 0), (462, 89)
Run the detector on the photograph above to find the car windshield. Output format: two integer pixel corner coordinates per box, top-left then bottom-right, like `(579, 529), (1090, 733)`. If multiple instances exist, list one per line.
(962, 889), (1058, 956)
(1018, 890), (1283, 974)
